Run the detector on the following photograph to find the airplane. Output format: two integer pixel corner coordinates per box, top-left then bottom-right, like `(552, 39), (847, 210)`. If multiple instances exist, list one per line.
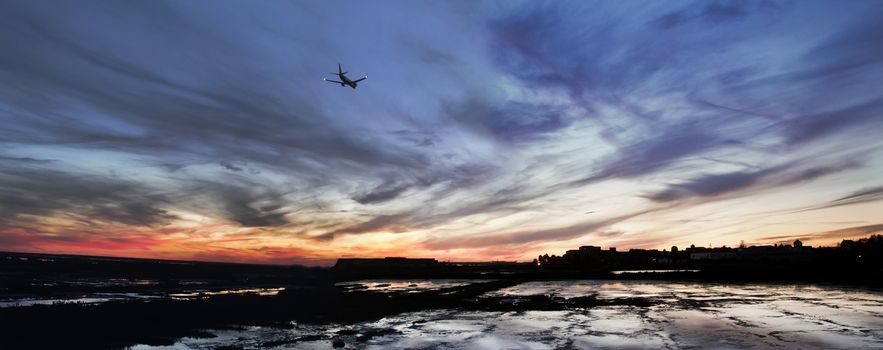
(324, 64), (367, 89)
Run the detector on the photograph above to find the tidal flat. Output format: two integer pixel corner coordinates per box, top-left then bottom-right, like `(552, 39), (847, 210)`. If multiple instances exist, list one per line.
(131, 280), (883, 350)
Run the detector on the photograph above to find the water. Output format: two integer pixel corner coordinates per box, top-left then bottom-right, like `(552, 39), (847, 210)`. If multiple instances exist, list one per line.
(126, 280), (883, 349)
(609, 269), (700, 274)
(168, 287), (286, 300)
(0, 293), (160, 308)
(335, 279), (490, 294)
(0, 287), (285, 308)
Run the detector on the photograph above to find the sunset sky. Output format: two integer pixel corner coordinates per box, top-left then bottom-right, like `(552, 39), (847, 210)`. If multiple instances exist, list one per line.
(1, 1), (882, 265)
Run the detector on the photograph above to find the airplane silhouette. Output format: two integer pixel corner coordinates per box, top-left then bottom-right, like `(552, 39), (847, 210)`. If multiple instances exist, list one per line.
(324, 64), (367, 89)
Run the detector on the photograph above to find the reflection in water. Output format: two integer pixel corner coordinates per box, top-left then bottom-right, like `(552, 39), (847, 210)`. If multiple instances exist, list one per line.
(0, 287), (285, 308)
(168, 287), (286, 300)
(0, 293), (159, 308)
(609, 269), (700, 274)
(136, 280), (883, 349)
(335, 280), (489, 294)
(65, 278), (159, 287)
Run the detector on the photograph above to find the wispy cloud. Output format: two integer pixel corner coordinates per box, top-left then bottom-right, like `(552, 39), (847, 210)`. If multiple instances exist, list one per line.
(644, 158), (863, 203)
(423, 210), (655, 250)
(759, 223), (883, 243)
(1, 1), (881, 264)
(790, 185), (883, 213)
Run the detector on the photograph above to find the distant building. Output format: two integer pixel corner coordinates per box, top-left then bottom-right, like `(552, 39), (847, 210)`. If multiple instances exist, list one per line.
(446, 261), (526, 267)
(793, 239), (803, 248)
(333, 257), (440, 270)
(564, 246), (605, 259)
(579, 246), (602, 253)
(690, 251), (737, 261)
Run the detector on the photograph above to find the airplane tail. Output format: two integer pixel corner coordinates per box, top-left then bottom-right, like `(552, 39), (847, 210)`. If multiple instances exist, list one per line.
(331, 64), (347, 75)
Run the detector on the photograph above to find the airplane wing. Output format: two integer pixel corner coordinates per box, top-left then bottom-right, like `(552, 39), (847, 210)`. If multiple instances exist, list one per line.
(352, 76), (367, 83)
(324, 78), (344, 84)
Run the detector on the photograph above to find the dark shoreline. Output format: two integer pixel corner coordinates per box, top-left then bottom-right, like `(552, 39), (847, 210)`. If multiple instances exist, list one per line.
(2, 251), (882, 349)
(8, 277), (881, 350)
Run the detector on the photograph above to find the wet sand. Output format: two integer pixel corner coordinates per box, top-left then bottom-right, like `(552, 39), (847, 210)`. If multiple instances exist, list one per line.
(132, 280), (883, 350)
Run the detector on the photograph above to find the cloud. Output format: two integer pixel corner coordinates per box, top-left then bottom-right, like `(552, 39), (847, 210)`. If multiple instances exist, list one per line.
(0, 1), (436, 177)
(441, 98), (571, 144)
(644, 158), (863, 203)
(350, 175), (441, 205)
(219, 161), (244, 172)
(1, 1), (882, 264)
(487, 2), (789, 188)
(720, 16), (883, 147)
(0, 227), (168, 253)
(573, 123), (738, 186)
(653, 1), (780, 29)
(317, 214), (411, 241)
(832, 185), (883, 206)
(791, 185), (883, 213)
(183, 177), (296, 228)
(758, 223), (883, 243)
(0, 1), (482, 236)
(0, 155), (56, 163)
(440, 97), (572, 145)
(0, 163), (175, 227)
(423, 210), (654, 250)
(646, 168), (772, 203)
(781, 98), (883, 147)
(351, 183), (413, 205)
